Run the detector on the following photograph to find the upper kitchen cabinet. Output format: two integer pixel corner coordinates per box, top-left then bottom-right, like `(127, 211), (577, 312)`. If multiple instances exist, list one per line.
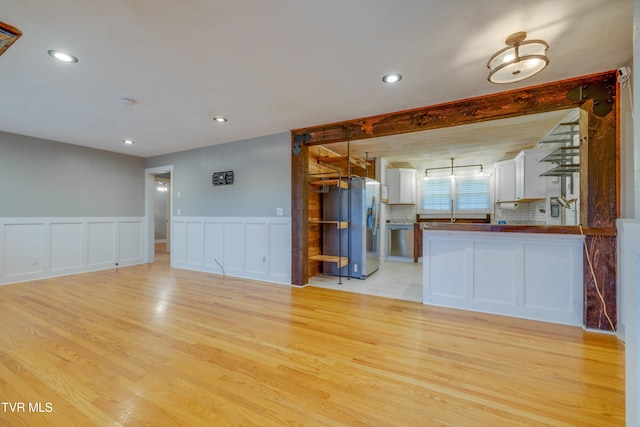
(514, 149), (548, 201)
(494, 159), (516, 202)
(495, 149), (552, 202)
(387, 168), (416, 204)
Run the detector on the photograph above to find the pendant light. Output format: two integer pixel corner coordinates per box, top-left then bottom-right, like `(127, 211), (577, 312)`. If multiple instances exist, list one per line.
(487, 31), (549, 84)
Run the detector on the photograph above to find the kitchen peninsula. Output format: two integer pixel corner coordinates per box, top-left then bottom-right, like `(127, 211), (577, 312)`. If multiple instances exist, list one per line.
(420, 222), (605, 326)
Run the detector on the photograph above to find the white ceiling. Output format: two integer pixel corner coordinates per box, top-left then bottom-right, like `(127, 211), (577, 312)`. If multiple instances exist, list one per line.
(0, 0), (632, 159)
(321, 108), (576, 171)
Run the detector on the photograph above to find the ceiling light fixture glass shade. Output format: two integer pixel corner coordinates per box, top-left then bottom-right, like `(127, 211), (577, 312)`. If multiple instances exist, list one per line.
(487, 32), (548, 84)
(47, 49), (78, 63)
(382, 73), (402, 83)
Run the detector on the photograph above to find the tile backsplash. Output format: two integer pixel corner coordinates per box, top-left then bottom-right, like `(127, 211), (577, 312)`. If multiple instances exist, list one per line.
(385, 200), (548, 225)
(386, 204), (417, 223)
(493, 200), (547, 225)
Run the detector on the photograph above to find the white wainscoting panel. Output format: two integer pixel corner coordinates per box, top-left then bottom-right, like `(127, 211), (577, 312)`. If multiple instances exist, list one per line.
(268, 223), (291, 281)
(0, 217), (145, 285)
(186, 221), (205, 266)
(203, 221), (223, 273)
(245, 222), (268, 275)
(171, 221), (187, 263)
(429, 239), (468, 298)
(4, 223), (46, 277)
(172, 217), (291, 285)
(524, 244), (577, 312)
(473, 242), (519, 305)
(423, 230), (584, 326)
(50, 222), (84, 272)
(87, 221), (116, 267)
(119, 221), (144, 263)
(223, 222), (244, 274)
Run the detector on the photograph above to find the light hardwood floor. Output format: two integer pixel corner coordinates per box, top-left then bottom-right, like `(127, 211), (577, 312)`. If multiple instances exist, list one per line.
(0, 251), (624, 426)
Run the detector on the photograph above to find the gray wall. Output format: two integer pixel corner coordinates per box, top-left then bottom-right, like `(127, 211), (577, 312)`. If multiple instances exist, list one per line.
(145, 132), (291, 217)
(0, 131), (145, 217)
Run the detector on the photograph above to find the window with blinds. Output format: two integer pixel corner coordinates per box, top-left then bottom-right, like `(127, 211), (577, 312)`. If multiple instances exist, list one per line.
(455, 175), (491, 211)
(422, 177), (452, 211)
(421, 174), (492, 213)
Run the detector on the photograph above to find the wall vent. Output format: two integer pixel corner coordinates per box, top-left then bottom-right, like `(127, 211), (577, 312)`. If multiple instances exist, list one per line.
(0, 21), (22, 57)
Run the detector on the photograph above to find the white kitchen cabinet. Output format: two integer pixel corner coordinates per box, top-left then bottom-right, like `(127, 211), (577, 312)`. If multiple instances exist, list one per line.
(387, 168), (416, 204)
(514, 149), (548, 201)
(494, 159), (516, 202)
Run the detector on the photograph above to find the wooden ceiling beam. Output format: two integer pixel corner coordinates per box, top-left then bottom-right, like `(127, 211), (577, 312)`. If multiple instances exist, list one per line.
(291, 72), (616, 146)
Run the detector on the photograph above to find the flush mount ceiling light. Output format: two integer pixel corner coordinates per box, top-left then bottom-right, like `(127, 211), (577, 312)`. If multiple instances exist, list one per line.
(487, 31), (548, 84)
(47, 49), (78, 63)
(122, 139), (135, 145)
(212, 116), (228, 123)
(382, 73), (402, 83)
(119, 97), (136, 106)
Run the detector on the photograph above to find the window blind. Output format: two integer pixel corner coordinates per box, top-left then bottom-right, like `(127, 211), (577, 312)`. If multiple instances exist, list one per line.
(455, 175), (491, 211)
(422, 177), (452, 211)
(421, 174), (492, 213)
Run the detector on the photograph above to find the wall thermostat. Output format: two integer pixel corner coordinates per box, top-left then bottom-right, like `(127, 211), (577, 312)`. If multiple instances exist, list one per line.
(212, 171), (234, 186)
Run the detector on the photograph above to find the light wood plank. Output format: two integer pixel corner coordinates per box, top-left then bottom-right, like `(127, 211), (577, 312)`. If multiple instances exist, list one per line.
(308, 178), (348, 189)
(0, 253), (625, 426)
(317, 154), (370, 171)
(308, 220), (349, 229)
(308, 254), (349, 267)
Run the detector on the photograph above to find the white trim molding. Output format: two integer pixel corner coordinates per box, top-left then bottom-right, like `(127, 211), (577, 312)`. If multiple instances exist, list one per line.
(171, 216), (291, 285)
(621, 222), (640, 425)
(0, 217), (145, 285)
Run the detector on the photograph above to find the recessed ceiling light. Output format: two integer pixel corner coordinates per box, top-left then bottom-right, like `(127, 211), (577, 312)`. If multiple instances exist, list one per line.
(122, 139), (135, 145)
(47, 49), (78, 63)
(382, 73), (402, 83)
(213, 116), (228, 123)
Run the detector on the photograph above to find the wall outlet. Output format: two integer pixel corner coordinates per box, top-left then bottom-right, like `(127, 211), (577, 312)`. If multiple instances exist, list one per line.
(32, 256), (39, 265)
(177, 208), (181, 215)
(276, 207), (283, 216)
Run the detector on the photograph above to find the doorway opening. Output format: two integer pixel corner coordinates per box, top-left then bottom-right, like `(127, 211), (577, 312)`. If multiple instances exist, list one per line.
(154, 172), (171, 255)
(145, 165), (173, 264)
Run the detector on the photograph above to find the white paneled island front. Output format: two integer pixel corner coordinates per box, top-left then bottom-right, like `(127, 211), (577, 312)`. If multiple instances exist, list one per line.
(421, 225), (584, 326)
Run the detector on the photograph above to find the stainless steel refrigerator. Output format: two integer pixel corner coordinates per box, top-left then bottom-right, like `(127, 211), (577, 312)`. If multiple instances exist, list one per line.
(322, 177), (380, 279)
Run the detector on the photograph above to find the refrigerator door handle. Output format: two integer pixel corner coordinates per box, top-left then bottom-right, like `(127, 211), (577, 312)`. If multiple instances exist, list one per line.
(371, 196), (379, 236)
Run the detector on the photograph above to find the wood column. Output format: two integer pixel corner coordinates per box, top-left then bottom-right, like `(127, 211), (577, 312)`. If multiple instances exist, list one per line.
(580, 90), (619, 330)
(291, 137), (309, 286)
